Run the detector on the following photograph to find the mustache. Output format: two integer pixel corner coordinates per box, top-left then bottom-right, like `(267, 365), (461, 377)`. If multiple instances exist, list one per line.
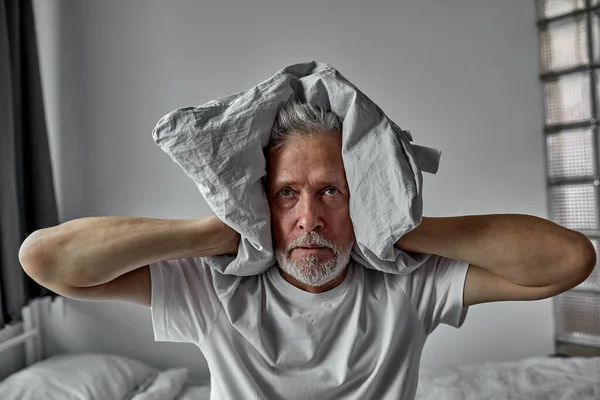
(287, 232), (335, 253)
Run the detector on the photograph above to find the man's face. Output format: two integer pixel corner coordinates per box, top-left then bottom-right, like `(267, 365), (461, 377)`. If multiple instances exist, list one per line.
(266, 131), (355, 287)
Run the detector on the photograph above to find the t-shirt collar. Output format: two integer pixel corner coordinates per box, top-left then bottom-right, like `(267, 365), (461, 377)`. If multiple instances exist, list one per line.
(268, 261), (354, 304)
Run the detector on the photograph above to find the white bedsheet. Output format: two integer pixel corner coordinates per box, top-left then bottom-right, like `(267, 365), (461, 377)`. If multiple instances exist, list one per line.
(175, 357), (600, 400)
(416, 356), (600, 400)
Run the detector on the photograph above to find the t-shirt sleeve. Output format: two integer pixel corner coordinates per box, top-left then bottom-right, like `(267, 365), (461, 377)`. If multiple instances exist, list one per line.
(149, 257), (224, 344)
(402, 254), (470, 335)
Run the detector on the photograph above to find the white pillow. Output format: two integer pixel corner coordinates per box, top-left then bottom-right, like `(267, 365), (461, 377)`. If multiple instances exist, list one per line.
(153, 61), (441, 277)
(0, 353), (185, 400)
(130, 367), (188, 400)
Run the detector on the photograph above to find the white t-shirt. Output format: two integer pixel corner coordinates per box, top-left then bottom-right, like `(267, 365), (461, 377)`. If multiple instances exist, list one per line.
(150, 255), (470, 400)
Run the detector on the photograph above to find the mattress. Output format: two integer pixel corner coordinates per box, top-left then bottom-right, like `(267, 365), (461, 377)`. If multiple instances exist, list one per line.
(415, 356), (600, 400)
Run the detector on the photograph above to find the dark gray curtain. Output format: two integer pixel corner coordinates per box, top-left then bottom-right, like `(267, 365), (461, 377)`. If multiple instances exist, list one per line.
(0, 0), (59, 328)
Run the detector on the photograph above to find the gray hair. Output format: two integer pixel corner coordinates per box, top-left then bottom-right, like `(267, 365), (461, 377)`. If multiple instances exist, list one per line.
(267, 99), (342, 153)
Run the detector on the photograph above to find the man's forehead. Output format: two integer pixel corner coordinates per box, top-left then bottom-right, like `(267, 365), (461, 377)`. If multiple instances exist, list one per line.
(267, 165), (348, 187)
(265, 133), (347, 188)
(271, 177), (347, 188)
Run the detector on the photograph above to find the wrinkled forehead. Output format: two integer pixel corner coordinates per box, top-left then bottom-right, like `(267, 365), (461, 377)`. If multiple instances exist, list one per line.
(264, 132), (346, 186)
(265, 158), (348, 192)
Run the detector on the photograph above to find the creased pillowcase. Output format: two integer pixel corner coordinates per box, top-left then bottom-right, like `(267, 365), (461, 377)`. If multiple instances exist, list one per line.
(152, 61), (442, 276)
(0, 353), (157, 400)
(130, 368), (188, 400)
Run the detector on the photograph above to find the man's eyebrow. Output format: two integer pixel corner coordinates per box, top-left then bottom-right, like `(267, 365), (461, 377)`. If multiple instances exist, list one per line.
(272, 180), (347, 188)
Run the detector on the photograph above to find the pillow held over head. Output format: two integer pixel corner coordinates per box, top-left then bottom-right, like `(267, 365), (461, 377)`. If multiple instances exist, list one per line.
(152, 61), (441, 276)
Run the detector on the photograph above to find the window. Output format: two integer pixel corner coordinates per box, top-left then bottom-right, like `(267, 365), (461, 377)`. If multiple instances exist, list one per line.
(536, 0), (600, 351)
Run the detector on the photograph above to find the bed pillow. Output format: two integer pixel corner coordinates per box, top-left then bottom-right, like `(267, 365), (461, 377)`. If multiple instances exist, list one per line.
(130, 367), (188, 400)
(0, 353), (184, 400)
(176, 384), (212, 400)
(153, 61), (442, 276)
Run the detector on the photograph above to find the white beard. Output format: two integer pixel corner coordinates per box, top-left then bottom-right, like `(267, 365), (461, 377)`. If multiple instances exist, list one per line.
(275, 232), (353, 287)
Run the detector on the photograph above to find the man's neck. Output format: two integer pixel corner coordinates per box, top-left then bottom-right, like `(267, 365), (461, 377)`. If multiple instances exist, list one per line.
(277, 266), (348, 293)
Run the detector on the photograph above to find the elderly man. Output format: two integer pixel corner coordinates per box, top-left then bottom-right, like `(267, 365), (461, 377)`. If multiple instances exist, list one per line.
(19, 100), (595, 399)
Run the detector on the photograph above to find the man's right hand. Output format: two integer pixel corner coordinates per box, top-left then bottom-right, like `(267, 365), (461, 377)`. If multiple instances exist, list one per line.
(18, 214), (240, 307)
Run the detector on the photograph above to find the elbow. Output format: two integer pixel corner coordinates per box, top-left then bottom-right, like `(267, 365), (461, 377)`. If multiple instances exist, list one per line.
(19, 230), (44, 269)
(566, 233), (597, 288)
(19, 228), (57, 284)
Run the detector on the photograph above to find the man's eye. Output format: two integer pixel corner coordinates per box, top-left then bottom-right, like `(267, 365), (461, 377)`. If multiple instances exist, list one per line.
(325, 187), (338, 195)
(279, 189), (292, 197)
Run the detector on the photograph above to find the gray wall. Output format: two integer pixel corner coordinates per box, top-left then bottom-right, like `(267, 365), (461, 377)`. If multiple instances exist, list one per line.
(33, 0), (549, 374)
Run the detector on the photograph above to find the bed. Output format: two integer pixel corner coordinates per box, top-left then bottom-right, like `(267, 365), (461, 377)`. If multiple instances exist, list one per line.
(416, 356), (600, 399)
(0, 298), (599, 399)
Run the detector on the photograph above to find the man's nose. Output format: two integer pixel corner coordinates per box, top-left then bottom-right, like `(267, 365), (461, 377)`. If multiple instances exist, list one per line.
(297, 195), (324, 232)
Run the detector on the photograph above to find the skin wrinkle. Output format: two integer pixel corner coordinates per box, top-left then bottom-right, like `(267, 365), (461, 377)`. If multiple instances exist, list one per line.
(267, 131), (356, 293)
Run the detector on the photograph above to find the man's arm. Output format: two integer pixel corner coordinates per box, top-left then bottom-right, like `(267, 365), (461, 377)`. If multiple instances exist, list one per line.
(18, 215), (240, 305)
(395, 214), (596, 306)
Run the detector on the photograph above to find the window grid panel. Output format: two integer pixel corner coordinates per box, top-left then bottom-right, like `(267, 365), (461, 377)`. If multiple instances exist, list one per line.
(595, 70), (600, 115)
(578, 239), (600, 289)
(544, 73), (591, 125)
(547, 128), (595, 178)
(537, 0), (585, 19)
(539, 1), (600, 352)
(555, 292), (600, 341)
(549, 184), (598, 230)
(541, 16), (588, 72)
(595, 13), (600, 62)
